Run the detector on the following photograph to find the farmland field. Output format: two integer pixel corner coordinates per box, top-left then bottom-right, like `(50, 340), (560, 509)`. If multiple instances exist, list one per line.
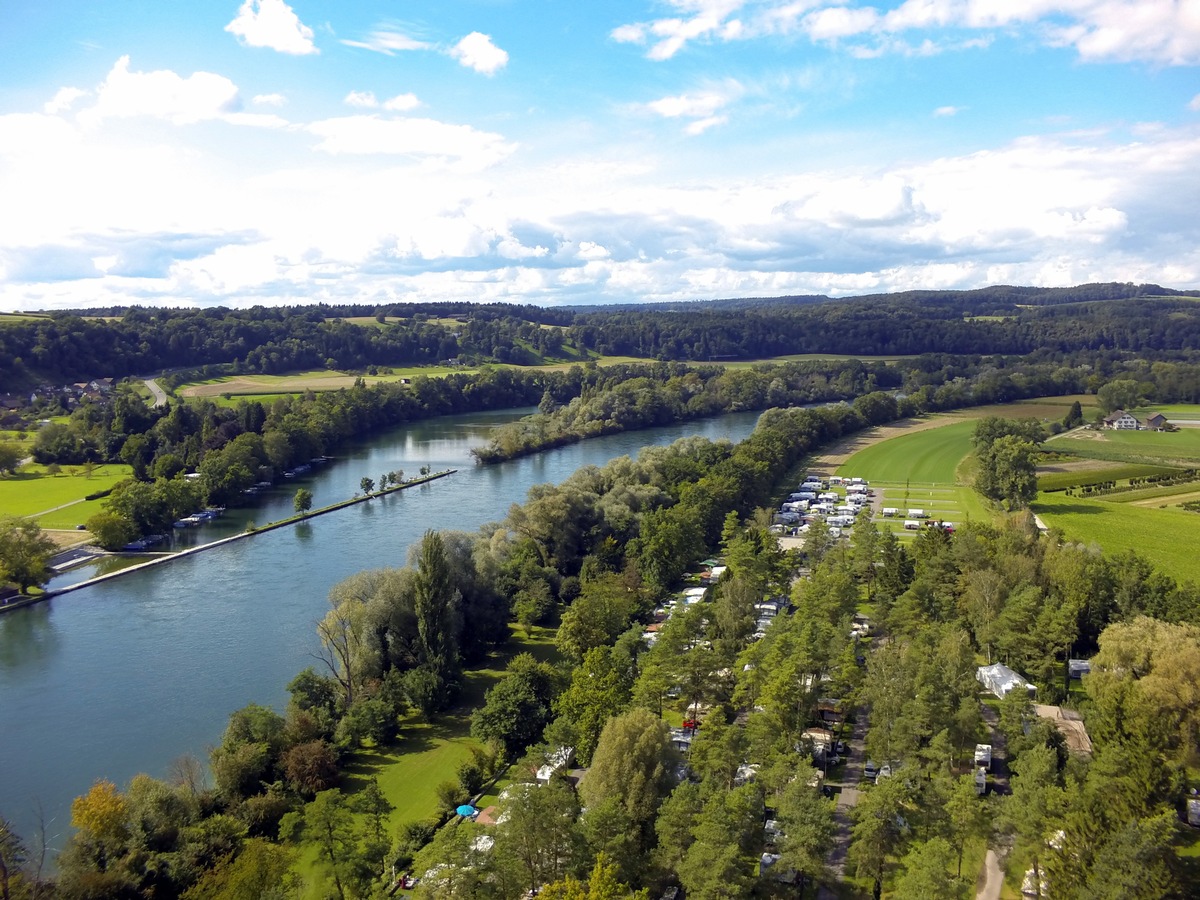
(1032, 493), (1200, 583)
(176, 366), (477, 398)
(1036, 463), (1178, 492)
(1031, 405), (1200, 583)
(1052, 427), (1200, 464)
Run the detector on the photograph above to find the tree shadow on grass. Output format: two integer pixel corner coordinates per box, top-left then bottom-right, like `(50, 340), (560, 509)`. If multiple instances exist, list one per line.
(1036, 504), (1106, 515)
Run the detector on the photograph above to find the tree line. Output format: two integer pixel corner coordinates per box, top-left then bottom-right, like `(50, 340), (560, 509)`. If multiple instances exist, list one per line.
(7, 283), (1200, 392)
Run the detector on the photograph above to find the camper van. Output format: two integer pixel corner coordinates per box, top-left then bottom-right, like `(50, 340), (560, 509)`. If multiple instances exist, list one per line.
(881, 507), (899, 517)
(903, 520), (921, 530)
(907, 509), (928, 519)
(974, 744), (992, 770)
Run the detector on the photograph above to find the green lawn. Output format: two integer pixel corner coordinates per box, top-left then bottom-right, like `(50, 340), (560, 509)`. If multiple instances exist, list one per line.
(1032, 492), (1200, 583)
(0, 463), (131, 519)
(837, 420), (977, 484)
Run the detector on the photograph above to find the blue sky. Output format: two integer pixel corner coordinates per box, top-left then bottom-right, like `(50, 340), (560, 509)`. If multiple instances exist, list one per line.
(1, 0), (1198, 310)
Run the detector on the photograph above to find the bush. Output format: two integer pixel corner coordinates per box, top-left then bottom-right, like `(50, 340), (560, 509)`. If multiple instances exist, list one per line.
(457, 760), (484, 798)
(435, 780), (466, 814)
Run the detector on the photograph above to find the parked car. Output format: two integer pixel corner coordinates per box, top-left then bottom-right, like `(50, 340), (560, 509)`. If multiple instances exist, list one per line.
(864, 760), (877, 779)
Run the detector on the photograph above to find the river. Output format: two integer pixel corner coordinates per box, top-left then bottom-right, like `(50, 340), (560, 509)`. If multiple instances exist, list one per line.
(0, 408), (761, 851)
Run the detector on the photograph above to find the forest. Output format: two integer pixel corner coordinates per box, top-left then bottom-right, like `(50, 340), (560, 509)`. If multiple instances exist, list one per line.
(4, 380), (1200, 897)
(4, 285), (1200, 897)
(5, 282), (1200, 391)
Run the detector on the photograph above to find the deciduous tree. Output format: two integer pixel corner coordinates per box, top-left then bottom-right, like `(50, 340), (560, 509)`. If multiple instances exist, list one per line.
(0, 517), (56, 593)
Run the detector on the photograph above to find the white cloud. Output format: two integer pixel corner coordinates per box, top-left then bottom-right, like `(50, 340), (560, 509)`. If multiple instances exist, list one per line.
(449, 32), (509, 75)
(253, 93), (286, 107)
(340, 29), (432, 55)
(803, 6), (879, 40)
(645, 81), (742, 134)
(345, 91), (378, 109)
(78, 56), (240, 126)
(225, 0), (318, 56)
(648, 91), (729, 119)
(44, 87), (87, 115)
(933, 105), (964, 117)
(383, 93), (422, 112)
(612, 0), (748, 59)
(611, 0), (1200, 65)
(306, 115), (516, 169)
(686, 115), (728, 135)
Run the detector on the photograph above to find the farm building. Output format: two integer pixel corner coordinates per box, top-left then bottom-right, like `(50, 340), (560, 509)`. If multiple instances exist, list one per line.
(1143, 413), (1168, 430)
(977, 663), (1036, 699)
(1103, 410), (1139, 430)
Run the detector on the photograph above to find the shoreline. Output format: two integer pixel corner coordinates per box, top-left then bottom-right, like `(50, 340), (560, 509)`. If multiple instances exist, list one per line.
(0, 470), (456, 613)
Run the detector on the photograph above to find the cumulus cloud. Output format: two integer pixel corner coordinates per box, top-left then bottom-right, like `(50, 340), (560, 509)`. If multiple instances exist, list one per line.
(225, 0), (317, 55)
(253, 92), (286, 107)
(44, 87), (87, 115)
(933, 105), (964, 117)
(449, 32), (509, 75)
(78, 56), (241, 126)
(1190, 94), (1200, 111)
(341, 29), (432, 55)
(383, 93), (421, 112)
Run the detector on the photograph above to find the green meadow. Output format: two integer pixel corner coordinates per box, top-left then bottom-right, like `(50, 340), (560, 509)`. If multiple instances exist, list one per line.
(1053, 427), (1200, 464)
(1032, 493), (1200, 583)
(838, 419), (977, 483)
(0, 463), (131, 522)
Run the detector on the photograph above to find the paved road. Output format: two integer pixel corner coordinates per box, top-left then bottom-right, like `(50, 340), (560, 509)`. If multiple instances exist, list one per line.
(143, 377), (168, 407)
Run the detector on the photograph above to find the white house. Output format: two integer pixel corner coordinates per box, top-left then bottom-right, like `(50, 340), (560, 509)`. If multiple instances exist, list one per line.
(1103, 410), (1139, 430)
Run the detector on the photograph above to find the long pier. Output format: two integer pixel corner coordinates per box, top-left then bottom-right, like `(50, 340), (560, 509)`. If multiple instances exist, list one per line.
(0, 470), (456, 612)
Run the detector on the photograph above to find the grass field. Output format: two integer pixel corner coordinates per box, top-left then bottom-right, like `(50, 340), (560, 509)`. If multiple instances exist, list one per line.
(1137, 404), (1200, 421)
(837, 419), (977, 483)
(0, 463), (131, 520)
(1032, 493), (1200, 583)
(0, 312), (51, 324)
(1052, 427), (1200, 465)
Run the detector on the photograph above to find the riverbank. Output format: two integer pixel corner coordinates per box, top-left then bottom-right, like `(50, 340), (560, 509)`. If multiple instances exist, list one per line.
(1, 470), (456, 613)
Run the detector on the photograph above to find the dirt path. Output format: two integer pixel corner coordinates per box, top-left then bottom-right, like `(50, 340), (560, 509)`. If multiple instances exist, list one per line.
(977, 849), (1003, 900)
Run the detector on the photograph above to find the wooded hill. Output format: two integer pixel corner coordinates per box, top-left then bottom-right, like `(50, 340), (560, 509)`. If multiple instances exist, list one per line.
(3, 282), (1199, 390)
